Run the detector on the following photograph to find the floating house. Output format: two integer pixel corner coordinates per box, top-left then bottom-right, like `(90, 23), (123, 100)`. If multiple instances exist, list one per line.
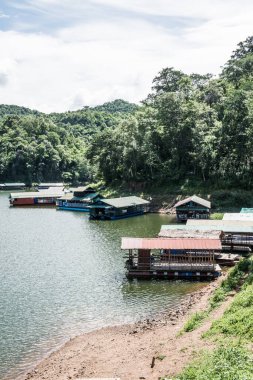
(158, 226), (239, 266)
(122, 237), (221, 280)
(57, 186), (102, 212)
(1, 183), (26, 190)
(38, 182), (64, 190)
(9, 189), (65, 206)
(89, 196), (150, 220)
(174, 195), (211, 222)
(186, 220), (253, 250)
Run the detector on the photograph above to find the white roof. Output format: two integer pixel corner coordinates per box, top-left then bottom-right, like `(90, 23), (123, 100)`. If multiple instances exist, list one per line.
(223, 213), (253, 221)
(174, 195), (211, 209)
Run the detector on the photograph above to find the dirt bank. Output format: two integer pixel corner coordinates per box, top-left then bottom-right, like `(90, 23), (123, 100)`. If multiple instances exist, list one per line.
(23, 273), (233, 380)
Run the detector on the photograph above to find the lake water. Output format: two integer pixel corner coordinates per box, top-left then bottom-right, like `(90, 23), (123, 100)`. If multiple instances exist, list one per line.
(0, 192), (205, 380)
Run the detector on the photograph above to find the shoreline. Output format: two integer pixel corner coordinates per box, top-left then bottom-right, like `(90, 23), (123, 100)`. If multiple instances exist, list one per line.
(23, 274), (226, 380)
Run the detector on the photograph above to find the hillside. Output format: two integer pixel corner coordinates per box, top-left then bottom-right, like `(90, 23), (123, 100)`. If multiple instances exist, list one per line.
(1, 36), (253, 192)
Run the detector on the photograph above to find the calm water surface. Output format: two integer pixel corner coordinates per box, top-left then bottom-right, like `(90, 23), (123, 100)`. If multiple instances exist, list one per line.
(0, 192), (205, 379)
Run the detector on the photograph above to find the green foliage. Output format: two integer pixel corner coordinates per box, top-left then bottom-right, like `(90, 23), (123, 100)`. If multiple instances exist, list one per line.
(92, 99), (139, 114)
(182, 311), (207, 332)
(210, 213), (224, 219)
(209, 258), (252, 309)
(0, 104), (41, 117)
(0, 115), (90, 183)
(210, 190), (253, 211)
(207, 284), (253, 340)
(174, 346), (253, 380)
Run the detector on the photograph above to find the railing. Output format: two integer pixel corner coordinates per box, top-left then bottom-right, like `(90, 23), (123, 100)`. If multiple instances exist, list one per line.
(60, 202), (90, 208)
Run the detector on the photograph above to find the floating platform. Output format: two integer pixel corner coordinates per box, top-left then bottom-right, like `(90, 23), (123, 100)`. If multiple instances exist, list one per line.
(122, 237), (222, 281)
(126, 263), (221, 280)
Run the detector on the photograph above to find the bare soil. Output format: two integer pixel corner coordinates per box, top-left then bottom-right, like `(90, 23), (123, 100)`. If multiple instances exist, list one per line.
(23, 273), (234, 380)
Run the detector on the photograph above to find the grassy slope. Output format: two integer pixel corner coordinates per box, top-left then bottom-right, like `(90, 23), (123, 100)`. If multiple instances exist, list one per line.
(171, 259), (253, 380)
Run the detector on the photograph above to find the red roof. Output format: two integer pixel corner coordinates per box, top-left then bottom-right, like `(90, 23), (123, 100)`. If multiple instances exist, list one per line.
(121, 237), (221, 250)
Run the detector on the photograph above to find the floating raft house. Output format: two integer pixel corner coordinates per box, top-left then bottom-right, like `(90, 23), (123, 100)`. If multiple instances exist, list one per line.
(174, 195), (211, 222)
(9, 189), (65, 206)
(186, 220), (253, 249)
(38, 182), (64, 190)
(57, 186), (102, 212)
(158, 226), (240, 266)
(1, 183), (26, 190)
(89, 196), (150, 220)
(122, 237), (221, 279)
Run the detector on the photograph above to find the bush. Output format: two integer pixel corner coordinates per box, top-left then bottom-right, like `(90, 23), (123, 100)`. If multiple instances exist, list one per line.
(210, 190), (253, 211)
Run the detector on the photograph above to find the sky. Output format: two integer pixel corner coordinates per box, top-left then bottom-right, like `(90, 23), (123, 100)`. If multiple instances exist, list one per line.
(0, 1), (253, 113)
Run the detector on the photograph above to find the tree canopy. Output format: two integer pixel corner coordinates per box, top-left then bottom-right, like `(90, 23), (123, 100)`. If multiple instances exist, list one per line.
(1, 36), (253, 188)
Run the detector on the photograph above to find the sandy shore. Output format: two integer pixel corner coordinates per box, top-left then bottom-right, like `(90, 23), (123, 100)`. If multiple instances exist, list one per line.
(22, 273), (233, 380)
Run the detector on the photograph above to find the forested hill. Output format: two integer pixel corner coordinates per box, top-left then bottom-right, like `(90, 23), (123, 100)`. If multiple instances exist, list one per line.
(0, 104), (41, 117)
(1, 36), (253, 189)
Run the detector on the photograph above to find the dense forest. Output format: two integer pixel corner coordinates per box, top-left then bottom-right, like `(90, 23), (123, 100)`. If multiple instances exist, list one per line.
(1, 36), (253, 188)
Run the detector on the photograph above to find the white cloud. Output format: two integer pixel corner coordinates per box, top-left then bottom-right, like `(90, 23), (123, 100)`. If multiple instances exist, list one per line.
(0, 1), (253, 112)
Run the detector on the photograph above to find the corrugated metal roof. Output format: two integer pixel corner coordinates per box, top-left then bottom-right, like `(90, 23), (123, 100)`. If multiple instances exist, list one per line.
(187, 219), (253, 227)
(69, 186), (95, 192)
(161, 224), (253, 234)
(174, 195), (211, 209)
(4, 183), (26, 186)
(59, 192), (100, 201)
(223, 213), (253, 221)
(158, 229), (222, 239)
(102, 196), (150, 208)
(38, 183), (64, 187)
(38, 187), (64, 193)
(121, 237), (221, 250)
(10, 191), (65, 199)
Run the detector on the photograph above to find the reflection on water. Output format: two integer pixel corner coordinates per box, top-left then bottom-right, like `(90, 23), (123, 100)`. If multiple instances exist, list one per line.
(0, 193), (205, 380)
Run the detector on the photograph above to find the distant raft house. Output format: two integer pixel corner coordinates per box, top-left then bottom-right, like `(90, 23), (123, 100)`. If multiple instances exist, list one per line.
(9, 189), (65, 206)
(174, 195), (211, 222)
(186, 219), (253, 252)
(37, 182), (64, 190)
(158, 225), (240, 266)
(57, 186), (102, 212)
(122, 237), (221, 280)
(0, 183), (26, 190)
(89, 196), (150, 220)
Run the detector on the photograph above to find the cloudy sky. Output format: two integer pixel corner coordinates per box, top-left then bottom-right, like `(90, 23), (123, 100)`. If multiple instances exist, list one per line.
(0, 0), (253, 113)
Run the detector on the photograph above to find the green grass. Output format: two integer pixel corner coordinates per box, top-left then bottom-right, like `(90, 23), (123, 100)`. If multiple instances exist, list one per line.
(182, 311), (208, 332)
(181, 258), (252, 333)
(210, 212), (224, 220)
(209, 258), (252, 309)
(205, 283), (253, 340)
(170, 259), (253, 380)
(174, 345), (253, 380)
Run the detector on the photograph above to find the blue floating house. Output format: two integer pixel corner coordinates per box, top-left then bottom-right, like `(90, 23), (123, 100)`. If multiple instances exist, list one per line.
(89, 196), (150, 220)
(57, 186), (102, 212)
